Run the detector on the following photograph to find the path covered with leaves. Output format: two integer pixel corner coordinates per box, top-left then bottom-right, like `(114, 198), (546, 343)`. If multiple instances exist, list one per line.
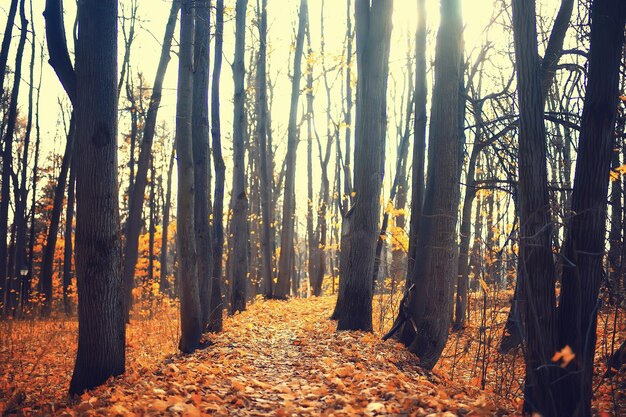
(41, 297), (503, 416)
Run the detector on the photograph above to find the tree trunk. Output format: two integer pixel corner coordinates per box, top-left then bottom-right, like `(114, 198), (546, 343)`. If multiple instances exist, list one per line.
(192, 0), (213, 330)
(556, 2), (625, 415)
(69, 0), (125, 395)
(394, 0), (463, 370)
(160, 147), (175, 295)
(255, 0), (274, 299)
(275, 0), (308, 299)
(1, 0), (28, 316)
(407, 0), (427, 278)
(511, 0), (558, 413)
(209, 0), (225, 332)
(175, 0), (203, 353)
(336, 0), (393, 331)
(122, 0), (180, 320)
(229, 0), (249, 314)
(63, 156), (76, 315)
(0, 0), (19, 95)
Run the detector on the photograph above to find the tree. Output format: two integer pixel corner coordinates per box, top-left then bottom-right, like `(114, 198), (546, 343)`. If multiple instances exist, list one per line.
(176, 0), (203, 353)
(69, 0), (125, 395)
(407, 0), (426, 278)
(209, 0), (225, 332)
(229, 0), (249, 314)
(335, 0), (393, 331)
(192, 0), (213, 330)
(255, 0), (274, 299)
(122, 0), (180, 320)
(510, 0), (558, 412)
(556, 1), (625, 415)
(275, 0), (308, 299)
(393, 0), (463, 369)
(0, 0), (19, 95)
(1, 0), (28, 316)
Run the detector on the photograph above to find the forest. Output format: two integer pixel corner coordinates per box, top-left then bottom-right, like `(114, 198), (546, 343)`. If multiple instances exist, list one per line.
(0, 0), (625, 415)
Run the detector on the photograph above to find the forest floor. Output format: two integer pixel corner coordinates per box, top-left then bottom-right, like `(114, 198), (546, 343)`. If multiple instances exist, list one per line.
(1, 295), (624, 416)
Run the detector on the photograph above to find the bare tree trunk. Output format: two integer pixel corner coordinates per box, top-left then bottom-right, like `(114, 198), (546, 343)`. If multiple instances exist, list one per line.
(0, 0), (19, 95)
(229, 0), (249, 313)
(275, 0), (308, 299)
(1, 0), (28, 316)
(336, 0), (393, 331)
(122, 0), (180, 320)
(160, 147), (175, 296)
(63, 157), (76, 315)
(192, 0), (213, 330)
(209, 0), (225, 332)
(407, 0), (427, 278)
(69, 0), (125, 395)
(176, 0), (203, 353)
(255, 0), (273, 299)
(396, 0), (463, 370)
(305, 13), (317, 298)
(556, 2), (625, 415)
(511, 0), (558, 413)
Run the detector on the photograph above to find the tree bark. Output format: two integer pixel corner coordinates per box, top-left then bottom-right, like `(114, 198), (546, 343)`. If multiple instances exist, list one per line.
(175, 0), (203, 353)
(511, 0), (558, 413)
(160, 147), (175, 296)
(407, 0), (427, 278)
(69, 0), (125, 395)
(336, 0), (393, 331)
(0, 0), (19, 96)
(556, 1), (625, 415)
(397, 0), (463, 370)
(229, 0), (249, 314)
(192, 0), (213, 330)
(275, 0), (308, 299)
(209, 0), (225, 332)
(1, 0), (28, 316)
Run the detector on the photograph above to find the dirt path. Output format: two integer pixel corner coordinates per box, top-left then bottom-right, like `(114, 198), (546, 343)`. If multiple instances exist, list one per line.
(64, 297), (505, 416)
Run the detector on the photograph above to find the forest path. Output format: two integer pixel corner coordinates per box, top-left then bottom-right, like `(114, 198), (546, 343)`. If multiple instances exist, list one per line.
(67, 297), (501, 416)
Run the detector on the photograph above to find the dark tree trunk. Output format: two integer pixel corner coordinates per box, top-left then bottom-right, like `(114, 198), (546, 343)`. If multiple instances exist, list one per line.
(511, 0), (558, 413)
(407, 0), (427, 278)
(229, 0), (249, 314)
(336, 0), (393, 331)
(40, 118), (75, 316)
(69, 0), (125, 395)
(192, 0), (213, 331)
(1, 0), (28, 316)
(0, 0), (19, 95)
(63, 156), (76, 315)
(160, 147), (175, 296)
(275, 0), (308, 299)
(122, 0), (180, 320)
(556, 1), (625, 415)
(176, 0), (203, 353)
(209, 0), (225, 332)
(396, 0), (463, 370)
(255, 0), (273, 299)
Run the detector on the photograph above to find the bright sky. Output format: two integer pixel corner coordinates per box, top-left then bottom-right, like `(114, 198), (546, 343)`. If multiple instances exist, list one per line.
(0, 0), (564, 227)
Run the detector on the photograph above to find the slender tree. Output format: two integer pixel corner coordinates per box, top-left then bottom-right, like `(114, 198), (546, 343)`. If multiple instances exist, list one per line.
(122, 0), (180, 320)
(274, 0), (308, 299)
(209, 0), (225, 332)
(229, 0), (249, 313)
(176, 0), (203, 353)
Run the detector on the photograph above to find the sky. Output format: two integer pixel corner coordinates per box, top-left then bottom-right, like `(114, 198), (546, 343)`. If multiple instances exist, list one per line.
(0, 0), (565, 229)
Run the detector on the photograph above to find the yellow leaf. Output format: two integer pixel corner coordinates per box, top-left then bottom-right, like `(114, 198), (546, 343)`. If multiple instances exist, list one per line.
(552, 345), (576, 367)
(479, 278), (489, 295)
